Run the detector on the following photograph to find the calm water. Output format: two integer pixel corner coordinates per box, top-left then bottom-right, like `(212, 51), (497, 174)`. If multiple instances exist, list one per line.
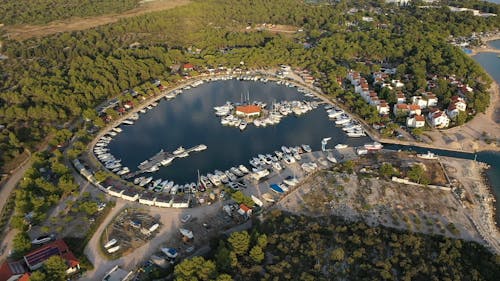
(472, 41), (500, 223)
(108, 80), (369, 184)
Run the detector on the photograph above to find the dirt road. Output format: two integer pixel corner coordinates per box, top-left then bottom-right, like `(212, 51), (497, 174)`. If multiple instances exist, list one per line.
(3, 0), (190, 40)
(81, 199), (223, 281)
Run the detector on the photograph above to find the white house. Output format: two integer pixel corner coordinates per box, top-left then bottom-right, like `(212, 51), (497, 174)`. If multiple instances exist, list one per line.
(408, 105), (422, 116)
(450, 96), (467, 111)
(396, 93), (406, 104)
(391, 79), (404, 88)
(378, 102), (390, 115)
(406, 115), (426, 128)
(411, 96), (428, 109)
(428, 110), (450, 128)
(426, 94), (438, 107)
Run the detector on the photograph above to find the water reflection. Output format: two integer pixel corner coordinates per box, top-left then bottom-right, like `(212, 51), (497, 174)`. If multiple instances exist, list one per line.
(108, 80), (369, 184)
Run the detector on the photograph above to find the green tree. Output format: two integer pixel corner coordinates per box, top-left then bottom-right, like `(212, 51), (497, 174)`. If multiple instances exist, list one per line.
(215, 241), (231, 272)
(249, 245), (264, 263)
(94, 170), (108, 183)
(379, 163), (396, 179)
(330, 248), (345, 262)
(228, 231), (250, 256)
(456, 111), (467, 125)
(29, 271), (46, 281)
(13, 232), (31, 253)
(44, 255), (68, 281)
(216, 274), (233, 281)
(257, 234), (268, 249)
(174, 256), (216, 281)
(408, 164), (429, 184)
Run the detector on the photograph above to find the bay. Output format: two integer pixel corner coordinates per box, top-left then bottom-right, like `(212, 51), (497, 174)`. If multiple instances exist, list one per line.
(108, 80), (369, 185)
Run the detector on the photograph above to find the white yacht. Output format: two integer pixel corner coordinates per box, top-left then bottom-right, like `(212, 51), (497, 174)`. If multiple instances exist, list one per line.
(239, 121), (247, 130)
(334, 144), (348, 149)
(417, 151), (438, 160)
(238, 165), (250, 174)
(173, 146), (185, 155)
(301, 144), (312, 153)
(160, 157), (175, 166)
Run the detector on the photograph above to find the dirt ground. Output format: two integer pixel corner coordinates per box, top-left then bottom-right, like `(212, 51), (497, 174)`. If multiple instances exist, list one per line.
(2, 0), (191, 40)
(278, 155), (491, 245)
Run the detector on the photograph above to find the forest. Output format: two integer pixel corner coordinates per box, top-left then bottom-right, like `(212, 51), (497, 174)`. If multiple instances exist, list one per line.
(172, 210), (500, 281)
(0, 0), (140, 25)
(0, 0), (499, 170)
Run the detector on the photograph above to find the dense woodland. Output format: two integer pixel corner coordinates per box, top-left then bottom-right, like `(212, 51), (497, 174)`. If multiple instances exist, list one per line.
(0, 1), (499, 191)
(0, 0), (140, 25)
(172, 211), (500, 281)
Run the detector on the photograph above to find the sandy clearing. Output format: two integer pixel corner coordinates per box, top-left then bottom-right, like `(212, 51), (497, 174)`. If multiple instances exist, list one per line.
(2, 0), (191, 40)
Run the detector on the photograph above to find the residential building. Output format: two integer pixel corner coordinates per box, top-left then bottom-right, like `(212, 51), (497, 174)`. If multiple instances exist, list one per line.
(406, 115), (426, 128)
(408, 104), (422, 116)
(411, 96), (428, 109)
(393, 103), (409, 116)
(396, 92), (406, 104)
(378, 102), (390, 115)
(428, 109), (450, 128)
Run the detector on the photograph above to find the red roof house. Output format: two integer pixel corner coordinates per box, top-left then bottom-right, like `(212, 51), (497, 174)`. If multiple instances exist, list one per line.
(235, 105), (261, 117)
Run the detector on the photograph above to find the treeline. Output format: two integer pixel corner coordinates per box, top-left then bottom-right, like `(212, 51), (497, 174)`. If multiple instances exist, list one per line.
(173, 211), (500, 281)
(0, 0), (140, 25)
(0, 0), (498, 168)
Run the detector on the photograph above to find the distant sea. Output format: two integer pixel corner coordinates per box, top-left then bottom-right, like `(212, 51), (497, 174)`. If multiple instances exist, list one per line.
(472, 40), (500, 224)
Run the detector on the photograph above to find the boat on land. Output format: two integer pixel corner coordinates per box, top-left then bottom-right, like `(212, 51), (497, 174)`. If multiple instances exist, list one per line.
(161, 248), (178, 259)
(269, 184), (284, 194)
(364, 142), (383, 151)
(104, 239), (117, 249)
(107, 245), (121, 254)
(262, 193), (275, 202)
(417, 151), (439, 160)
(251, 195), (264, 207)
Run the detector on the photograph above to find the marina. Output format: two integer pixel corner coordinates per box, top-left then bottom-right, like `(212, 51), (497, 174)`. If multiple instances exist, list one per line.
(103, 78), (369, 185)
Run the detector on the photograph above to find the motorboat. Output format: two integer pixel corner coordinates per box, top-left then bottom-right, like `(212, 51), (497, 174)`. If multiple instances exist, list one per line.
(139, 177), (153, 187)
(417, 151), (439, 160)
(173, 146), (185, 155)
(104, 239), (117, 249)
(251, 195), (264, 207)
(364, 142), (383, 151)
(239, 121), (247, 130)
(269, 183), (284, 194)
(301, 144), (312, 153)
(107, 245), (121, 254)
(262, 193), (275, 202)
(160, 157), (175, 166)
(238, 165), (250, 174)
(335, 144), (348, 149)
(161, 248), (178, 259)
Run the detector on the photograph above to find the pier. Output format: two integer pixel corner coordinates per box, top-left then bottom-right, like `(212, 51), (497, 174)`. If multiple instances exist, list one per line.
(124, 145), (207, 178)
